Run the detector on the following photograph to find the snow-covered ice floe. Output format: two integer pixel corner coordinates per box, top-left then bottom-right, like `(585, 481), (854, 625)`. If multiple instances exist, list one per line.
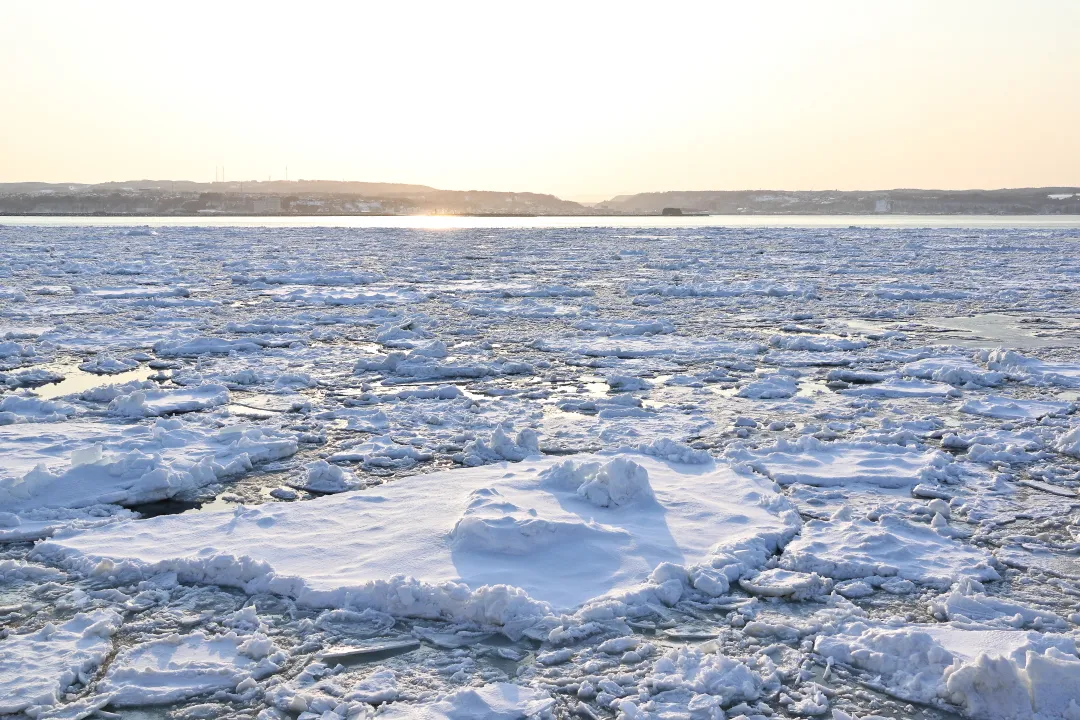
(37, 453), (800, 623)
(816, 619), (1080, 720)
(0, 418), (296, 538)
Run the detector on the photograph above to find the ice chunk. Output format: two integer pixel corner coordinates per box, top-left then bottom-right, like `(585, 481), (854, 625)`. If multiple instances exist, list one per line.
(153, 337), (262, 357)
(289, 460), (362, 494)
(1055, 425), (1080, 458)
(78, 353), (140, 375)
(979, 349), (1080, 388)
(0, 394), (76, 424)
(839, 378), (955, 398)
(738, 568), (832, 600)
(769, 334), (868, 351)
(816, 620), (1080, 719)
(637, 645), (766, 710)
(108, 384), (230, 417)
(460, 426), (540, 466)
(98, 631), (286, 706)
(736, 374), (798, 399)
(902, 356), (1005, 387)
(930, 580), (1066, 629)
(378, 683), (554, 719)
(0, 609), (122, 714)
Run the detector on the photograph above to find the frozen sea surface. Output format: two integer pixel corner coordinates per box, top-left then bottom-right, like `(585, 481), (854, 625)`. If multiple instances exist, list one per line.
(1, 224), (1079, 720)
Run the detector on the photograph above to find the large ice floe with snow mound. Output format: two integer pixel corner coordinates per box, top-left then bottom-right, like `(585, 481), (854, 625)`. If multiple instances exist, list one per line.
(36, 452), (800, 625)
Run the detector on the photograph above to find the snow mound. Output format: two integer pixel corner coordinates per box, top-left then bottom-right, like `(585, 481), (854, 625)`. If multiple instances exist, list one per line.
(37, 454), (798, 619)
(539, 457), (654, 507)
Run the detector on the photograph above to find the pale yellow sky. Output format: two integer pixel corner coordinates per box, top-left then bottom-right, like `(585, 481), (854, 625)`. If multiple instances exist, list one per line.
(1, 0), (1077, 201)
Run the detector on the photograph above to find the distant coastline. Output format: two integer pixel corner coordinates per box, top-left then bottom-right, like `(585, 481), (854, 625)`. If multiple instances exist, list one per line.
(3, 210), (1080, 218)
(1, 182), (1078, 217)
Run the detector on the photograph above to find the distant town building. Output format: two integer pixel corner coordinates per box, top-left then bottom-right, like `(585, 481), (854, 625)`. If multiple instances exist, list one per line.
(874, 199), (892, 213)
(253, 197), (282, 213)
(661, 207), (682, 216)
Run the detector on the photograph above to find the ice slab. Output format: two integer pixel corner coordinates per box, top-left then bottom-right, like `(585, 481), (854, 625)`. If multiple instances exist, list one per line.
(0, 418), (297, 517)
(780, 507), (999, 587)
(107, 384), (231, 417)
(729, 436), (950, 488)
(98, 630), (286, 706)
(959, 394), (1073, 420)
(980, 349), (1080, 388)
